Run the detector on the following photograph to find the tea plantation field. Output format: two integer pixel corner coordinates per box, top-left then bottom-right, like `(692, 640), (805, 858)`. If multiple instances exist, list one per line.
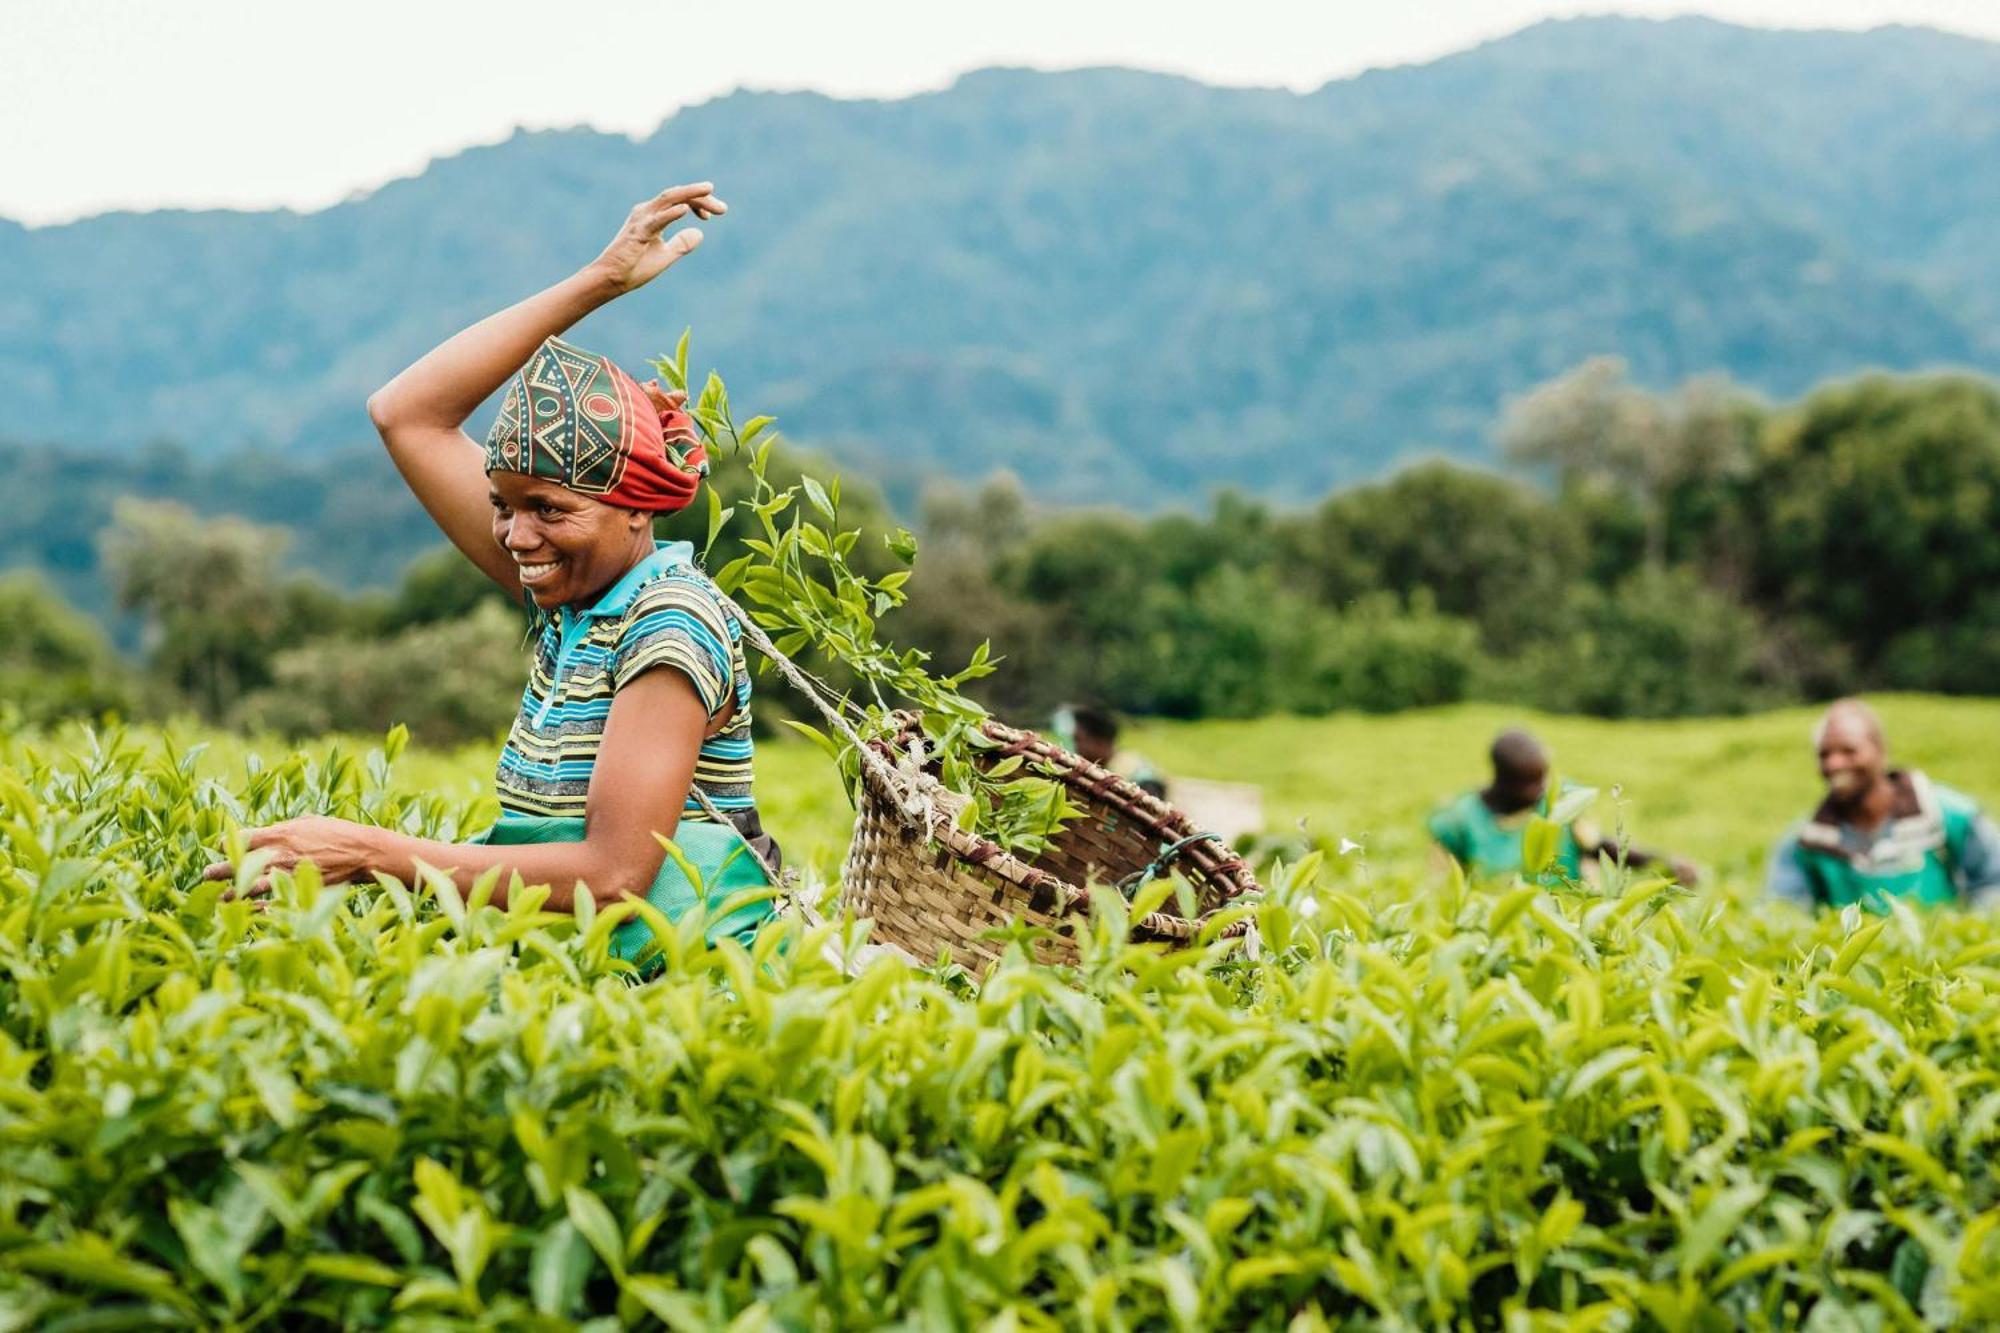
(3, 697), (1999, 1328)
(759, 695), (2000, 885)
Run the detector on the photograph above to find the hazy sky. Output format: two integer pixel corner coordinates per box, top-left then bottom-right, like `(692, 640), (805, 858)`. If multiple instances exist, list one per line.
(5, 0), (1997, 224)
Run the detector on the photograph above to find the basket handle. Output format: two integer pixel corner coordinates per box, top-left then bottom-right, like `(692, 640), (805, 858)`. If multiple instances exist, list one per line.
(1114, 831), (1228, 895)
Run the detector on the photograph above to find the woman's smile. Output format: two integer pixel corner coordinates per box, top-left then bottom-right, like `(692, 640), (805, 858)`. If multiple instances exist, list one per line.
(517, 558), (561, 586)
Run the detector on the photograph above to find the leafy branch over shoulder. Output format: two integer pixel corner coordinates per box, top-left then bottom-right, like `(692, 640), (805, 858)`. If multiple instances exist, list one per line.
(650, 334), (1079, 853)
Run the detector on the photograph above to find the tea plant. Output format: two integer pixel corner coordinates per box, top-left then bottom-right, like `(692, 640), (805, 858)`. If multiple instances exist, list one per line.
(4, 727), (2000, 1328)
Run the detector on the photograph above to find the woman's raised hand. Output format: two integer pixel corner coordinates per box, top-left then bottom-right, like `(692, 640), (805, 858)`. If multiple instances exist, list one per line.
(368, 179), (724, 601)
(590, 182), (727, 294)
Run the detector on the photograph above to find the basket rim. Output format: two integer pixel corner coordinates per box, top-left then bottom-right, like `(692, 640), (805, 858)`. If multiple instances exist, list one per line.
(857, 712), (1261, 941)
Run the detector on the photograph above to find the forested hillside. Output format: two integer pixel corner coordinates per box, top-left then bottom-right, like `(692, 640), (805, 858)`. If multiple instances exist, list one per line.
(3, 17), (1997, 502)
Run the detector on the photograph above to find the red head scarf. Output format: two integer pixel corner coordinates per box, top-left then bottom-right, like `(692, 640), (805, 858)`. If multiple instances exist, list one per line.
(483, 336), (708, 512)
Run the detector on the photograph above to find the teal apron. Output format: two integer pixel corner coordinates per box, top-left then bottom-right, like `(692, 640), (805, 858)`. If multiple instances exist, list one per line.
(477, 814), (777, 969)
(1427, 790), (1584, 882)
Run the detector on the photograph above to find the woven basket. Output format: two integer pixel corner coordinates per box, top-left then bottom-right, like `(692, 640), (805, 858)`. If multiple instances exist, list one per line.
(840, 715), (1263, 969)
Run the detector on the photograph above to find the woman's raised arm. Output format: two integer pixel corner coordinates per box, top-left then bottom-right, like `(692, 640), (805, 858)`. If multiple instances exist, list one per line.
(366, 182), (726, 593)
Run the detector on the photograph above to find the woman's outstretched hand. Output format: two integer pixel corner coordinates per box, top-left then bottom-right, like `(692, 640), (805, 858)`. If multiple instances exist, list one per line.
(589, 182), (727, 294)
(201, 816), (386, 898)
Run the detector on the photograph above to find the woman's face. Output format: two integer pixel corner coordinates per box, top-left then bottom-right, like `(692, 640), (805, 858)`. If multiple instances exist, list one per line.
(489, 470), (651, 609)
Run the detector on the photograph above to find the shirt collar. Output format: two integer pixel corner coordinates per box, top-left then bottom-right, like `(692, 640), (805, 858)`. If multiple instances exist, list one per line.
(1807, 768), (1927, 831)
(572, 540), (697, 622)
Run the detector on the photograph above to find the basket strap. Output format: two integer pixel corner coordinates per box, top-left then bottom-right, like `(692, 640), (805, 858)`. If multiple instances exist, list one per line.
(687, 782), (781, 884)
(708, 587), (946, 827)
(687, 781), (825, 928)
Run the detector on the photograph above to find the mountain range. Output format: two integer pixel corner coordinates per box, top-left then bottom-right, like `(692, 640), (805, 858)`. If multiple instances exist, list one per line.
(4, 15), (1998, 506)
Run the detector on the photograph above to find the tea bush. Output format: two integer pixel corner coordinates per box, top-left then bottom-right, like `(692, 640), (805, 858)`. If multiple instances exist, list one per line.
(3, 729), (2000, 1329)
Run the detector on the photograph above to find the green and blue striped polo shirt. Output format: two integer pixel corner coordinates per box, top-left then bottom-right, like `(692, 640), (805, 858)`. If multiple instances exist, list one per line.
(495, 541), (755, 821)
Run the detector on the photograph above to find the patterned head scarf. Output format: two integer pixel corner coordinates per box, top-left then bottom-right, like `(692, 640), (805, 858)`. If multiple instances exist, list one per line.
(484, 336), (708, 512)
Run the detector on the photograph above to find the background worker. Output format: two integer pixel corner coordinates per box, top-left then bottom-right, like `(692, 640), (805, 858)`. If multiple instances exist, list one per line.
(1767, 698), (2000, 910)
(1055, 704), (1167, 798)
(1429, 728), (1697, 884)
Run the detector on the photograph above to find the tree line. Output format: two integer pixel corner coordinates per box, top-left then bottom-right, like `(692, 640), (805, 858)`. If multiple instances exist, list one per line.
(4, 362), (1997, 742)
(899, 362), (2000, 722)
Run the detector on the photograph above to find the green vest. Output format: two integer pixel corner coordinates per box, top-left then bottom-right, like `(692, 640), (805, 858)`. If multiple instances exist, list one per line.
(1428, 790), (1583, 882)
(476, 815), (776, 971)
(1787, 770), (1979, 910)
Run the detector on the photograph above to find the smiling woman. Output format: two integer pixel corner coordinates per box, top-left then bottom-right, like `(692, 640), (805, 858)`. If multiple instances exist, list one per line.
(201, 181), (782, 968)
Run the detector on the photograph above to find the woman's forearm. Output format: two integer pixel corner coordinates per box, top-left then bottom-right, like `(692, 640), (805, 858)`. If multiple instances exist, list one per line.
(367, 265), (620, 432)
(362, 823), (663, 913)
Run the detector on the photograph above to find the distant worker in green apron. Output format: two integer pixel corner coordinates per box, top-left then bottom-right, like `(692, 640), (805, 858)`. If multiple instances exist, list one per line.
(203, 182), (779, 969)
(1766, 698), (2000, 912)
(1429, 729), (1696, 884)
